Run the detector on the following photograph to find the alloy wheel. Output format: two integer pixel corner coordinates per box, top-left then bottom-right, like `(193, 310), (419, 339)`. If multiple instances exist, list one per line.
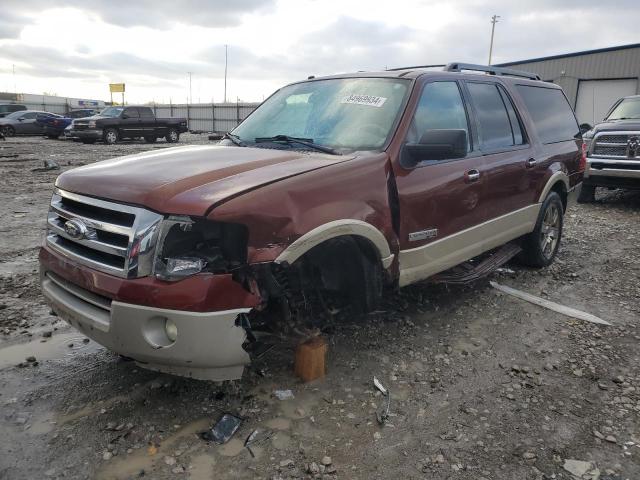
(540, 203), (560, 259)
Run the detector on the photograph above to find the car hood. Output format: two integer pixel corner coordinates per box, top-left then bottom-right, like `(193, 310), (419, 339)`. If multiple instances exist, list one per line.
(55, 145), (354, 216)
(589, 118), (640, 134)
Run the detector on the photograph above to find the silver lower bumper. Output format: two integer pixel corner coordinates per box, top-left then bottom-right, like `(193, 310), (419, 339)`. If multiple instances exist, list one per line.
(41, 270), (251, 381)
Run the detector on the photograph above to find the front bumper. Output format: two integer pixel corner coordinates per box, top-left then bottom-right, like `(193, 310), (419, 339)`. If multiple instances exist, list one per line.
(39, 247), (260, 381)
(584, 157), (640, 188)
(71, 129), (103, 140)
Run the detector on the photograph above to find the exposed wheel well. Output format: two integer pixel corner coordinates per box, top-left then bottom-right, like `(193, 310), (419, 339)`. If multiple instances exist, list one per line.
(549, 181), (568, 211)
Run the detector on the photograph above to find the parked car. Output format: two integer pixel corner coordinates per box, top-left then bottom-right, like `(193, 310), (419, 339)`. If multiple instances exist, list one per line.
(578, 95), (640, 202)
(0, 110), (59, 136)
(0, 103), (27, 118)
(37, 109), (98, 139)
(70, 106), (188, 144)
(39, 63), (584, 381)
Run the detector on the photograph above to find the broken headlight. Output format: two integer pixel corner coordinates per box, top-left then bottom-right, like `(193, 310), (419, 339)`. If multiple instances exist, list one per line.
(154, 216), (248, 282)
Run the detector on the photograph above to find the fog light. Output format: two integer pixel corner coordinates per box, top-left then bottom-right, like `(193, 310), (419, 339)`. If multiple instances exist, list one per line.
(165, 319), (178, 342)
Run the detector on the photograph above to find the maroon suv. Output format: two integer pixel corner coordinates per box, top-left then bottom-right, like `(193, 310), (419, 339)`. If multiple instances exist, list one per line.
(39, 63), (584, 380)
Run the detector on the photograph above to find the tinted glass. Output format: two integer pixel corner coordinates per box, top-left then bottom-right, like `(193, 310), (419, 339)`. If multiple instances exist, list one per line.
(21, 112), (37, 119)
(138, 107), (154, 118)
(467, 82), (517, 149)
(516, 85), (579, 143)
(124, 108), (139, 118)
(498, 88), (524, 144)
(408, 81), (469, 151)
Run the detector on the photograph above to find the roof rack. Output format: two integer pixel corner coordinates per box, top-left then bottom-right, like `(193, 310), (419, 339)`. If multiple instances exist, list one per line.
(386, 64), (445, 71)
(444, 62), (540, 80)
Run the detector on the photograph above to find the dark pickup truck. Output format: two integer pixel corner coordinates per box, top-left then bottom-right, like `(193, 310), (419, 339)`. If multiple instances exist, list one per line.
(71, 106), (188, 144)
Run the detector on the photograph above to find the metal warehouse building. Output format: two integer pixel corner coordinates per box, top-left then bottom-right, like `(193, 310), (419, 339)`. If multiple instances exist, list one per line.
(496, 43), (640, 126)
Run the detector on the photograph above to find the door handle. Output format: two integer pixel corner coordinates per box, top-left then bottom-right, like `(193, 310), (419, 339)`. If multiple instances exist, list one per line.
(525, 158), (537, 168)
(465, 169), (480, 183)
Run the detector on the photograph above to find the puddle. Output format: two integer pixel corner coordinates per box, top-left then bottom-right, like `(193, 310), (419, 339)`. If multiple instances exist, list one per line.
(0, 331), (102, 370)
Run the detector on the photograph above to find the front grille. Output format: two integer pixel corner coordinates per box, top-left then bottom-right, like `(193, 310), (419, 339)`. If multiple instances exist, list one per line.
(46, 189), (163, 278)
(592, 132), (640, 159)
(73, 122), (89, 130)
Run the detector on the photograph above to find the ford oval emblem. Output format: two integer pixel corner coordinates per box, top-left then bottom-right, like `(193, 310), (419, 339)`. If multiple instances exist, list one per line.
(64, 218), (88, 240)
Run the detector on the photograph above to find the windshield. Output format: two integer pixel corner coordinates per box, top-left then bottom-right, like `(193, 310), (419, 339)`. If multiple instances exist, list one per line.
(607, 97), (640, 120)
(232, 78), (411, 151)
(99, 107), (124, 117)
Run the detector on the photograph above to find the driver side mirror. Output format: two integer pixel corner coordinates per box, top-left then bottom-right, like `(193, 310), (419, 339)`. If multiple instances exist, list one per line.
(579, 123), (593, 135)
(403, 129), (467, 167)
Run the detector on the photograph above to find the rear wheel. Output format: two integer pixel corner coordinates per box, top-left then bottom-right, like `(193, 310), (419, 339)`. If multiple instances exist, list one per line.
(165, 128), (179, 143)
(577, 184), (596, 203)
(518, 191), (563, 268)
(2, 126), (15, 137)
(103, 128), (118, 145)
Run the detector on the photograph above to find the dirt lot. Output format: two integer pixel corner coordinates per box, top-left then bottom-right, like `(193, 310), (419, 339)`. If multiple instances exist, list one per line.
(0, 135), (639, 480)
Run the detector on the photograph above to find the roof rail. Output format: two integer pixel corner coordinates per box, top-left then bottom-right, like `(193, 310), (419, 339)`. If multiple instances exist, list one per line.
(386, 64), (445, 71)
(444, 62), (540, 80)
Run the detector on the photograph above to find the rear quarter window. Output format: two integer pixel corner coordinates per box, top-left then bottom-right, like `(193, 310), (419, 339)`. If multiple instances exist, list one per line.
(516, 85), (579, 144)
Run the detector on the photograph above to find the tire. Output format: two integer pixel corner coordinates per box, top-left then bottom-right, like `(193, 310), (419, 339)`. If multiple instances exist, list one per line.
(144, 135), (157, 143)
(165, 128), (179, 143)
(103, 128), (119, 145)
(2, 126), (15, 137)
(518, 191), (564, 268)
(577, 184), (596, 203)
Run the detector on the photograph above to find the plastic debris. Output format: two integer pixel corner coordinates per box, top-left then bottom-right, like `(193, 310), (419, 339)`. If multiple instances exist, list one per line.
(274, 389), (295, 400)
(490, 281), (611, 326)
(244, 428), (274, 457)
(373, 376), (391, 425)
(31, 159), (60, 172)
(198, 413), (243, 444)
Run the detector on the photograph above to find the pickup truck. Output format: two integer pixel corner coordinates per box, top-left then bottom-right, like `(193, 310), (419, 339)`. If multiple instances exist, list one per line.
(70, 106), (188, 144)
(39, 63), (584, 381)
(579, 95), (640, 202)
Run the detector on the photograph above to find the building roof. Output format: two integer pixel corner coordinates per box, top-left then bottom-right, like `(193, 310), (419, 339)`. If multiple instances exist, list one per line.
(496, 43), (640, 67)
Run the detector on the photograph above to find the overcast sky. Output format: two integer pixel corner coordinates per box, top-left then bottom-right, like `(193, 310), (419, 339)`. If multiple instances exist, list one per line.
(1, 0), (638, 104)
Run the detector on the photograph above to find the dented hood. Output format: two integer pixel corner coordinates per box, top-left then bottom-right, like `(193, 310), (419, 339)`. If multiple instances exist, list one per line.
(55, 145), (353, 216)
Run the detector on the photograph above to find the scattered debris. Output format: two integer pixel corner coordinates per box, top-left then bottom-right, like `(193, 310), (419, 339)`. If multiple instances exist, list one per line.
(490, 281), (611, 325)
(563, 459), (600, 479)
(199, 413), (243, 444)
(295, 336), (327, 382)
(274, 389), (295, 401)
(31, 159), (60, 172)
(373, 376), (391, 425)
(244, 428), (274, 457)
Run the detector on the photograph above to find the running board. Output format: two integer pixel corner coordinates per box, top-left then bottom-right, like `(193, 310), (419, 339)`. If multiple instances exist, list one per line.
(430, 243), (522, 285)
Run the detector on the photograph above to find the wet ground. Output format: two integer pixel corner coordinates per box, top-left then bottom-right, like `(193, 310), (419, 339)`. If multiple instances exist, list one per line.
(1, 135), (639, 479)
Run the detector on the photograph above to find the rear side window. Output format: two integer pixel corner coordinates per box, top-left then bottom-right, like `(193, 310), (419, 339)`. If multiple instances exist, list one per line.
(467, 82), (523, 150)
(124, 108), (139, 118)
(138, 107), (154, 118)
(516, 85), (579, 144)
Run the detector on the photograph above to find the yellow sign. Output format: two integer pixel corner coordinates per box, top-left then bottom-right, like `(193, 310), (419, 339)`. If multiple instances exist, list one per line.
(109, 83), (125, 93)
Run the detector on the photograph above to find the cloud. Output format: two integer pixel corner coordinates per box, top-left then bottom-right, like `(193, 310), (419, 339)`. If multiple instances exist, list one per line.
(4, 0), (276, 29)
(0, 11), (27, 39)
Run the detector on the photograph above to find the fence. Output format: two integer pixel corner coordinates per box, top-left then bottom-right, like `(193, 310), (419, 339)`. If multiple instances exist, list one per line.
(152, 102), (260, 133)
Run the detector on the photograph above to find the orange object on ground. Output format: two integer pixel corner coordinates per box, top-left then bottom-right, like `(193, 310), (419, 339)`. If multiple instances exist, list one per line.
(294, 336), (328, 382)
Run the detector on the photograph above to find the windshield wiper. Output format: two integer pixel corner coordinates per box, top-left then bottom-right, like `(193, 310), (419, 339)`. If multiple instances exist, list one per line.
(254, 135), (340, 155)
(609, 117), (640, 120)
(222, 132), (247, 147)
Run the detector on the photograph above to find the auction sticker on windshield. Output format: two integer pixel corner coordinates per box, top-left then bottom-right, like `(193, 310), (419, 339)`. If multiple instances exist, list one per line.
(341, 94), (387, 107)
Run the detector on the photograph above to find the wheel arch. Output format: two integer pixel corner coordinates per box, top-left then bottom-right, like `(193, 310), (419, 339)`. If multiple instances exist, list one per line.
(538, 172), (569, 211)
(274, 219), (394, 269)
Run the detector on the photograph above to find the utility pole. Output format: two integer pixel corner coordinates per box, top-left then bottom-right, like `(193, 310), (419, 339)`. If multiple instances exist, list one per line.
(224, 44), (228, 103)
(488, 15), (500, 66)
(12, 64), (16, 93)
(187, 72), (192, 104)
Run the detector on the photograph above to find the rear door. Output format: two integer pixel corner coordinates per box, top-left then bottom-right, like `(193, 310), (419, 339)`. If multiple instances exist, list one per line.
(120, 107), (142, 137)
(393, 79), (489, 285)
(463, 80), (536, 221)
(137, 107), (156, 137)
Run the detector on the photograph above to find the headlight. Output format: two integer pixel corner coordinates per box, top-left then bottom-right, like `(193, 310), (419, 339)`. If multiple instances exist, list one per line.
(88, 120), (97, 128)
(153, 216), (248, 282)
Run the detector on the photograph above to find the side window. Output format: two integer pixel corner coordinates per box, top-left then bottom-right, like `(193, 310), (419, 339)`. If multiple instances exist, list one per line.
(408, 81), (470, 152)
(515, 85), (579, 144)
(467, 82), (523, 150)
(21, 112), (37, 119)
(138, 107), (154, 118)
(124, 108), (139, 118)
(498, 87), (524, 145)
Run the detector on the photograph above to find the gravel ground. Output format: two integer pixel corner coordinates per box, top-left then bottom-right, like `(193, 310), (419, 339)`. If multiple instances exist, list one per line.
(0, 135), (639, 480)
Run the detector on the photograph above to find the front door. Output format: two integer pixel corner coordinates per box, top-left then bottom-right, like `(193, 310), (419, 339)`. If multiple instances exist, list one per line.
(18, 112), (40, 134)
(120, 107), (142, 137)
(392, 80), (489, 286)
